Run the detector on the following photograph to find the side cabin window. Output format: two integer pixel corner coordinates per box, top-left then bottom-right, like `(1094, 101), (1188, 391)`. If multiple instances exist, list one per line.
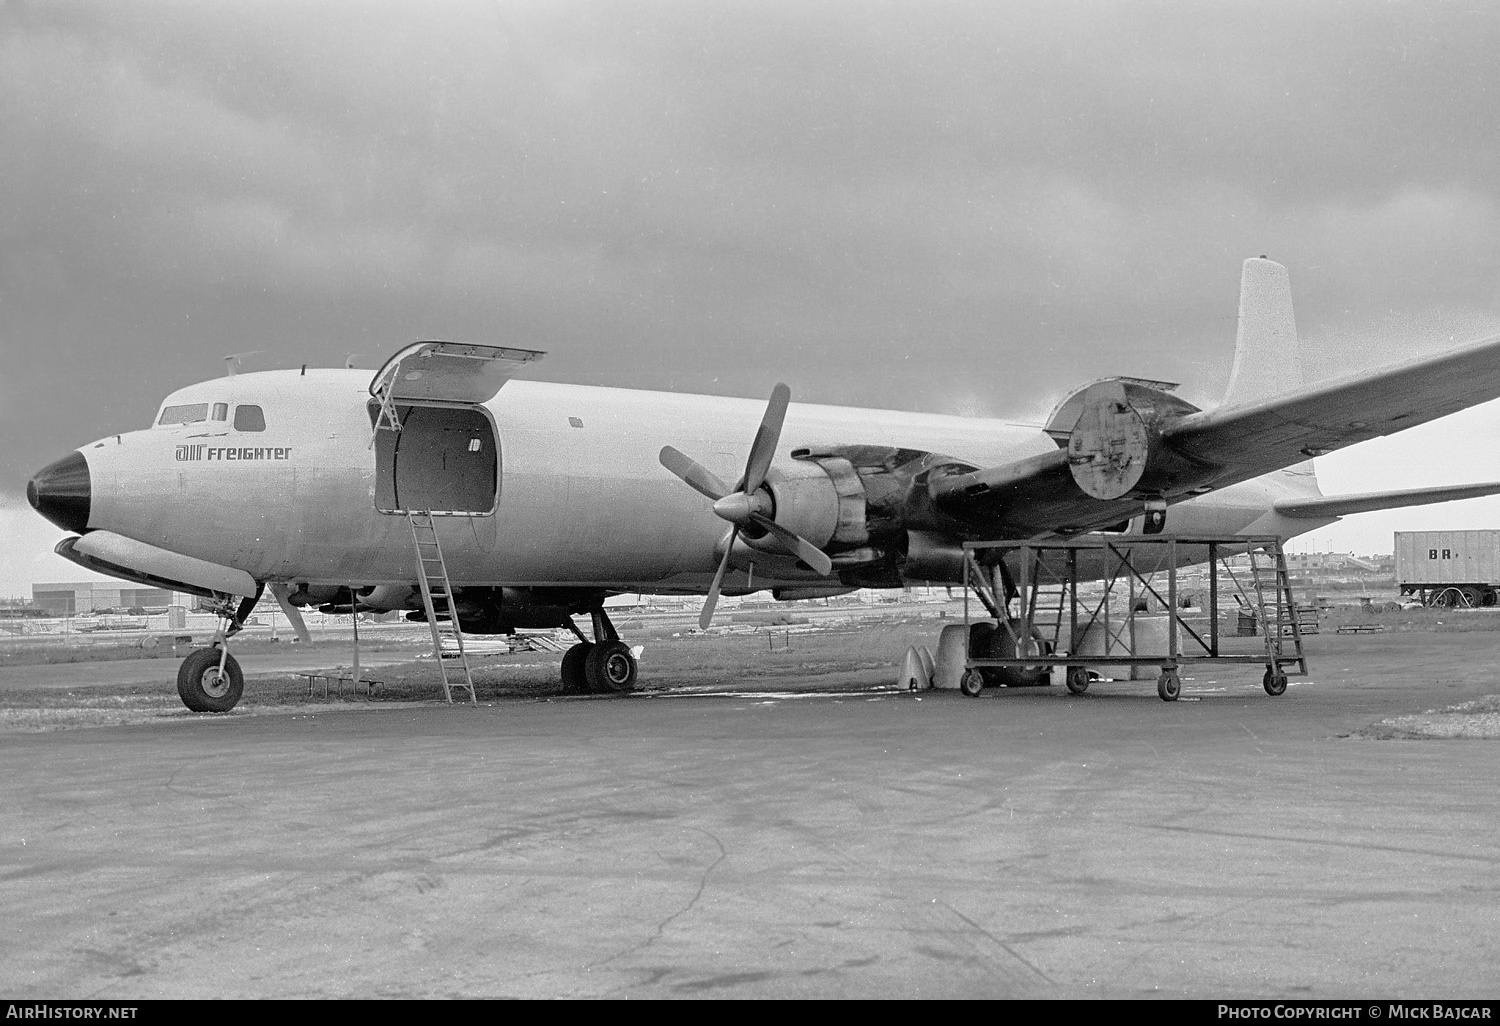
(212, 403), (229, 421)
(158, 403), (210, 426)
(234, 405), (266, 432)
(371, 402), (498, 515)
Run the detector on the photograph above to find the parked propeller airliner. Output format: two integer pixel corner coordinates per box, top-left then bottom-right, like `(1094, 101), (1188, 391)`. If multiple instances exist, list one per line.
(26, 258), (1500, 710)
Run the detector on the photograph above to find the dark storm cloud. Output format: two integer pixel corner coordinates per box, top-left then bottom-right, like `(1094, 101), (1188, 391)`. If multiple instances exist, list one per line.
(5, 0), (1500, 495)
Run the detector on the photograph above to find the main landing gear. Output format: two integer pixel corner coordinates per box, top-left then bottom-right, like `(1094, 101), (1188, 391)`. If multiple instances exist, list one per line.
(177, 586), (262, 712)
(559, 606), (638, 694)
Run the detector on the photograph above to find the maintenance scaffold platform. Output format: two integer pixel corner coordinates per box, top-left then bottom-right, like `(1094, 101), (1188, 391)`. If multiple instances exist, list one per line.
(960, 534), (1307, 702)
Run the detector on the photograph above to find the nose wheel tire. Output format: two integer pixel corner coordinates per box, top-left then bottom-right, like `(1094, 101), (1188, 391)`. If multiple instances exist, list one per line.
(585, 640), (638, 693)
(561, 642), (593, 692)
(177, 648), (244, 712)
(1157, 668), (1181, 702)
(959, 670), (985, 697)
(1065, 666), (1090, 695)
(1263, 668), (1288, 696)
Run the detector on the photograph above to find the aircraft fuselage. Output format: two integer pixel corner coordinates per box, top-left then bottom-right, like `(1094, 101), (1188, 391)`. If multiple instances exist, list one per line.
(37, 367), (1330, 595)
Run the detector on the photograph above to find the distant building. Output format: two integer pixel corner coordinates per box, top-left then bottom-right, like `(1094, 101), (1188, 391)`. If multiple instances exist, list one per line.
(31, 582), (178, 615)
(1285, 552), (1385, 572)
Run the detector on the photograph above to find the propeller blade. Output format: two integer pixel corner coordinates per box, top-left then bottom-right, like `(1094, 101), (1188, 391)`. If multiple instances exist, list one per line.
(659, 446), (730, 501)
(699, 527), (738, 629)
(750, 513), (834, 576)
(741, 382), (790, 494)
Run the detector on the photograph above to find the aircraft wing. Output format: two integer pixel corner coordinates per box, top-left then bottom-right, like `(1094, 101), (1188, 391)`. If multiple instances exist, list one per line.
(1166, 334), (1500, 475)
(932, 333), (1500, 537)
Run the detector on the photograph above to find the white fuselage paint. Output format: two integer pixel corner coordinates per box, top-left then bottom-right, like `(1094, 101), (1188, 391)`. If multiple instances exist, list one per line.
(72, 369), (1336, 590)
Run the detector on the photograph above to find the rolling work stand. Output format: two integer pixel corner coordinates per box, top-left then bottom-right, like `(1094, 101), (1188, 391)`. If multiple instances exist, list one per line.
(960, 534), (1307, 702)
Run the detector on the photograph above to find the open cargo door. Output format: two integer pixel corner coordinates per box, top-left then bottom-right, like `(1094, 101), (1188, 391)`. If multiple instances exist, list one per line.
(368, 341), (545, 515)
(370, 341), (545, 406)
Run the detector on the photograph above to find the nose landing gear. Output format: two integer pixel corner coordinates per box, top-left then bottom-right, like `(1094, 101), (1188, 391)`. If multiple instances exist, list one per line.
(559, 606), (638, 694)
(177, 647), (243, 712)
(176, 586), (261, 712)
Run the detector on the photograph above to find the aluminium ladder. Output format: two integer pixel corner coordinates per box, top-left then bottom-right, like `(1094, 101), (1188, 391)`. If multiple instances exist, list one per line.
(408, 512), (476, 704)
(1246, 546), (1308, 676)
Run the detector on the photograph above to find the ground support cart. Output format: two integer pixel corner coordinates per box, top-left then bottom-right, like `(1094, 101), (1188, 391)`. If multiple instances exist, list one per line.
(960, 535), (1307, 701)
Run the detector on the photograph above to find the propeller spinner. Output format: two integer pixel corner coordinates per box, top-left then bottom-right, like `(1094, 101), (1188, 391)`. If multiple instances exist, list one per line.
(659, 383), (834, 629)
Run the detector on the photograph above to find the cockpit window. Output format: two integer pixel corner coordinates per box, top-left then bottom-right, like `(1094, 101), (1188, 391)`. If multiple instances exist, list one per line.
(158, 403), (209, 425)
(212, 403), (228, 421)
(233, 404), (266, 432)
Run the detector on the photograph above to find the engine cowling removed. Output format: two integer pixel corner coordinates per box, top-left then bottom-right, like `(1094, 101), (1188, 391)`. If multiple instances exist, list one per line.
(1043, 377), (1205, 501)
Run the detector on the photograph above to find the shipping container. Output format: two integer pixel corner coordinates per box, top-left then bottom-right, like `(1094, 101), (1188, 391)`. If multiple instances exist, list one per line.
(1394, 530), (1500, 606)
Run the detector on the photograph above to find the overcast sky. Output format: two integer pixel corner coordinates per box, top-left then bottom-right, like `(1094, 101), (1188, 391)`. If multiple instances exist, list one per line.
(5, 1), (1500, 594)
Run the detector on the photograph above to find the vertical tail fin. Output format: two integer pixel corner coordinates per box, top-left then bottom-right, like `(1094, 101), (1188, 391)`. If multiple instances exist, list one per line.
(1224, 257), (1319, 500)
(1222, 257), (1303, 409)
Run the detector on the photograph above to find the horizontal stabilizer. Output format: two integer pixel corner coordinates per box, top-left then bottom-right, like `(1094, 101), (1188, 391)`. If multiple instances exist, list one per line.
(1274, 482), (1500, 519)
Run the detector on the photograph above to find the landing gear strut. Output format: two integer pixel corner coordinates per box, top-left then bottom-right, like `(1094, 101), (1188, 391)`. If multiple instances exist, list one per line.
(560, 606), (637, 694)
(177, 586), (261, 712)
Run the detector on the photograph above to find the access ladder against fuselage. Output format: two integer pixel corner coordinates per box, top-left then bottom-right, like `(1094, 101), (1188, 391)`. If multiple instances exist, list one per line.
(408, 511), (476, 704)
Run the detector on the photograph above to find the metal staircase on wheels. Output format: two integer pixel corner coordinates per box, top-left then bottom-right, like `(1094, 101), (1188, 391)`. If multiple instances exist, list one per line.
(1246, 545), (1308, 688)
(408, 512), (476, 704)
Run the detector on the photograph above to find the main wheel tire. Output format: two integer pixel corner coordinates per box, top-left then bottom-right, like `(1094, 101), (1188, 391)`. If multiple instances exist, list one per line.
(1065, 666), (1090, 695)
(560, 642), (593, 692)
(1157, 669), (1181, 702)
(968, 622), (999, 685)
(177, 648), (244, 712)
(983, 620), (1052, 687)
(585, 640), (638, 694)
(959, 669), (985, 697)
(1263, 668), (1288, 697)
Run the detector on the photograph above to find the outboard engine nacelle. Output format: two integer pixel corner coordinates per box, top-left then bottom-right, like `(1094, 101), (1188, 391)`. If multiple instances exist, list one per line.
(1043, 377), (1204, 501)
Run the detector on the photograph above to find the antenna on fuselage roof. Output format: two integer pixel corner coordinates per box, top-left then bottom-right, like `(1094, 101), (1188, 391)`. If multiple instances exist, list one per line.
(222, 351), (266, 376)
(344, 353), (366, 369)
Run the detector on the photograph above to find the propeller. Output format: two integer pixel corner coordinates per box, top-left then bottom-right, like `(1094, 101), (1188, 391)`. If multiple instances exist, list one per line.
(660, 383), (834, 629)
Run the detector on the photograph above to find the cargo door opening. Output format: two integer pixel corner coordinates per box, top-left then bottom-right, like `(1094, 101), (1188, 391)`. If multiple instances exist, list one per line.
(373, 403), (498, 514)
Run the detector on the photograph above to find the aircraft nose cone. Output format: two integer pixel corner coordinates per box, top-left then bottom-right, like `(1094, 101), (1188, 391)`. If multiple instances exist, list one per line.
(27, 451), (91, 534)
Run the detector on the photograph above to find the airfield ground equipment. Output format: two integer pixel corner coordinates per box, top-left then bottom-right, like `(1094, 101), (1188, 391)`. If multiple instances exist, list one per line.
(960, 534), (1307, 701)
(1394, 529), (1500, 608)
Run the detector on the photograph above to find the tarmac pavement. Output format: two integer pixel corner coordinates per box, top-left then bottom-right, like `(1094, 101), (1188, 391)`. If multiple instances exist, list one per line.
(0, 650), (419, 692)
(1, 641), (1498, 999)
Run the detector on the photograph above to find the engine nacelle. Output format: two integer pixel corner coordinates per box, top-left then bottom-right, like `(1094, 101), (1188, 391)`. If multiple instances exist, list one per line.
(405, 586), (605, 634)
(1044, 378), (1203, 501)
(745, 455), (869, 560)
(355, 584), (419, 612)
(287, 583), (345, 607)
(900, 530), (968, 583)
